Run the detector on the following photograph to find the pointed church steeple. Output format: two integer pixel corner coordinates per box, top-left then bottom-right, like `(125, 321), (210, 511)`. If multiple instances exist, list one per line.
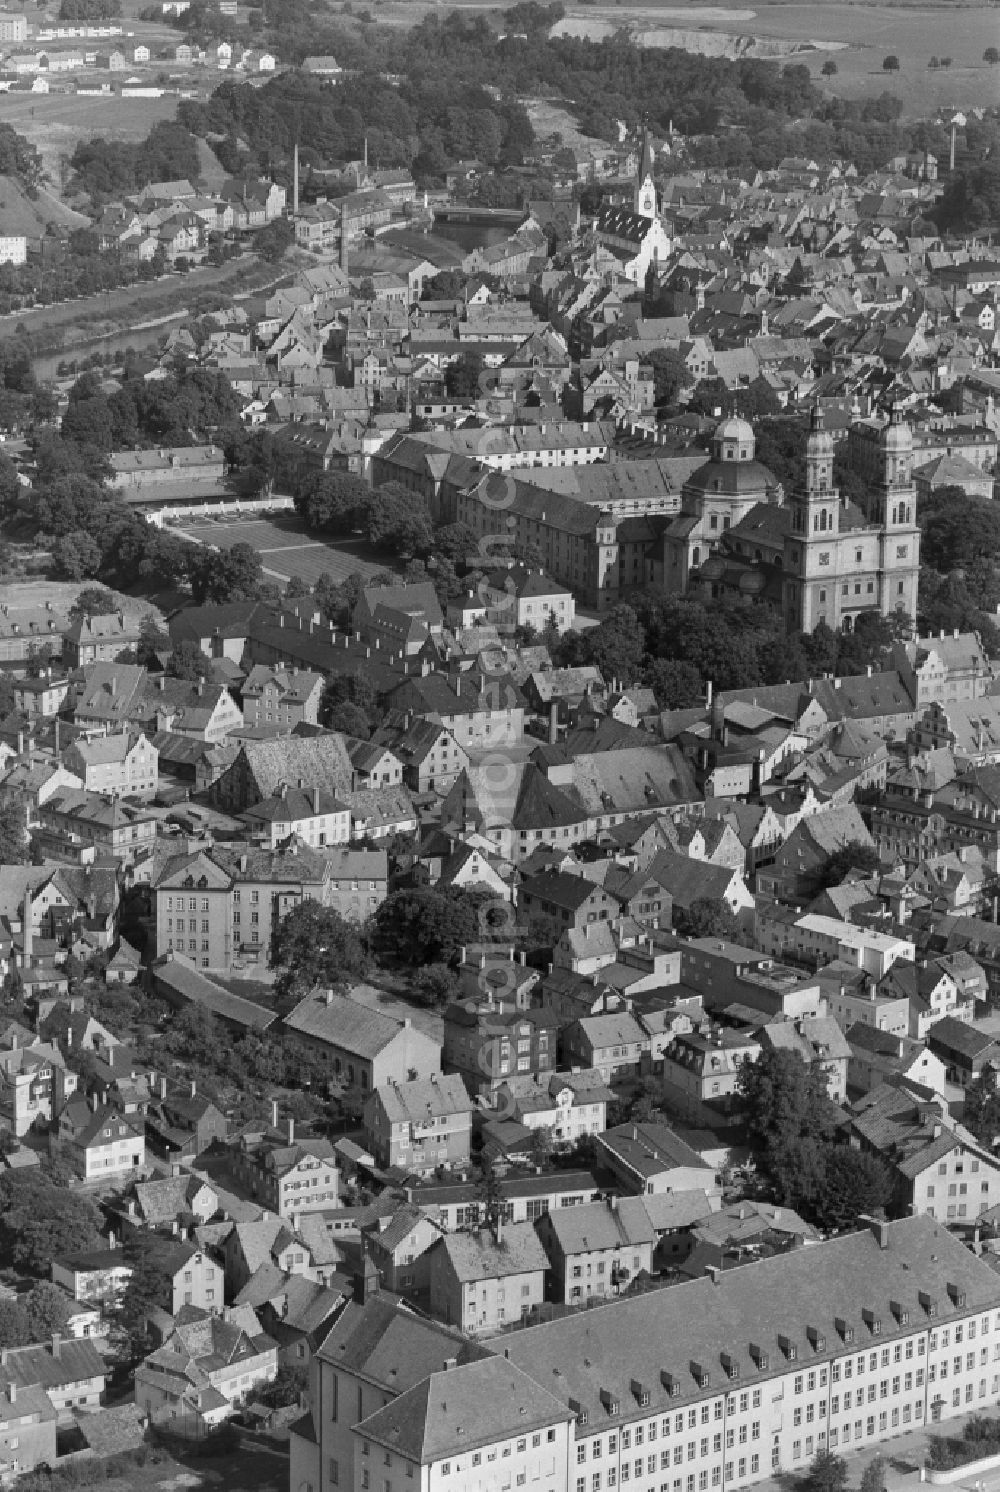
(634, 127), (656, 220)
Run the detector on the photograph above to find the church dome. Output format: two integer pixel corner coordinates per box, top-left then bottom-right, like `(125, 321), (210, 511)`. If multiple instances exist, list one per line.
(684, 458), (779, 500)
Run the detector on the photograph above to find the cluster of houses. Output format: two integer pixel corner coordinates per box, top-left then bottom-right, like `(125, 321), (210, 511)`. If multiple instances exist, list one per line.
(0, 111), (999, 1487)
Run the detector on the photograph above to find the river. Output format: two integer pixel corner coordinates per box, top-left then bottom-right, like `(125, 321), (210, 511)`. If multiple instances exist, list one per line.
(32, 317), (189, 382)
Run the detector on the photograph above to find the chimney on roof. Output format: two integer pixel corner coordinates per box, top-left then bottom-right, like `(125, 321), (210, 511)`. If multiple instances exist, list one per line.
(51, 1333), (61, 1359)
(271, 1099), (279, 1129)
(190, 1080), (196, 1098)
(287, 1116), (295, 1145)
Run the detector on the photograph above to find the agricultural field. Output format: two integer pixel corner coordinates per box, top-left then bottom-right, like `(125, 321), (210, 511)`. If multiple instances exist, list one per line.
(175, 513), (399, 589)
(550, 0), (1000, 114)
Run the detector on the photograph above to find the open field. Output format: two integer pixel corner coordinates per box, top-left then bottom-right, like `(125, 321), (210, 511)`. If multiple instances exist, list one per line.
(377, 0), (1000, 115)
(175, 513), (399, 588)
(551, 1), (1000, 113)
(0, 578), (164, 625)
(0, 92), (180, 184)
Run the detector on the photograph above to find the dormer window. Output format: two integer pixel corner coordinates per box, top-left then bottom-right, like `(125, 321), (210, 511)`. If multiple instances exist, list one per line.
(947, 1285), (967, 1309)
(862, 1309), (881, 1336)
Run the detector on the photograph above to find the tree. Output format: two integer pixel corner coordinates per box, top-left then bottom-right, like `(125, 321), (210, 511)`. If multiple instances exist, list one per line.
(324, 700), (372, 738)
(0, 800), (28, 865)
(68, 585), (118, 620)
(0, 1300), (29, 1348)
(24, 1281), (72, 1340)
(270, 900), (371, 1007)
(255, 217), (295, 262)
(675, 898), (744, 941)
(803, 1449), (849, 1492)
(811, 839), (880, 892)
(366, 484), (434, 557)
(962, 1071), (1000, 1147)
(821, 58), (837, 76)
(582, 604), (647, 685)
(645, 347), (689, 406)
(190, 542), (264, 604)
(811, 1149), (893, 1232)
(473, 1157), (504, 1230)
(529, 1125), (554, 1167)
(859, 1456), (886, 1492)
(411, 961), (461, 1009)
(114, 1231), (167, 1360)
(737, 1048), (834, 1154)
(255, 1361), (308, 1408)
(0, 1173), (103, 1276)
(445, 350), (486, 400)
(985, 47), (1000, 64)
(882, 54), (900, 71)
(167, 640), (209, 680)
(372, 888), (482, 966)
(54, 530), (103, 580)
(644, 658), (703, 709)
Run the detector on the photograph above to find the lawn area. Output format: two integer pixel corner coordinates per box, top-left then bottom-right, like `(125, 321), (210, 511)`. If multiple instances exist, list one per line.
(98, 1444), (289, 1492)
(0, 92), (181, 183)
(176, 514), (401, 588)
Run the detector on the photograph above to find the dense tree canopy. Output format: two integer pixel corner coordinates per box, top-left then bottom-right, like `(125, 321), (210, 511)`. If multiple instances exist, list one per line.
(0, 1173), (103, 1276)
(270, 900), (372, 1006)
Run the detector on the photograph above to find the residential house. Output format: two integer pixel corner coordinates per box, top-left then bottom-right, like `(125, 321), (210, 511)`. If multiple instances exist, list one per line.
(850, 1077), (1000, 1220)
(0, 1035), (75, 1136)
(362, 1074), (474, 1176)
(927, 1016), (1000, 1088)
(63, 612), (142, 668)
(491, 1070), (613, 1148)
(134, 1311), (278, 1431)
(845, 1025), (949, 1098)
(239, 786), (350, 850)
(240, 666), (324, 730)
(661, 1028), (762, 1117)
(442, 997), (558, 1098)
(55, 1099), (145, 1180)
(51, 1246), (132, 1310)
(0, 1335), (106, 1420)
(755, 803), (876, 902)
(560, 1010), (650, 1082)
(536, 1195), (655, 1303)
(324, 847), (389, 922)
(231, 1117), (339, 1219)
(62, 732), (158, 800)
(427, 1222), (548, 1334)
